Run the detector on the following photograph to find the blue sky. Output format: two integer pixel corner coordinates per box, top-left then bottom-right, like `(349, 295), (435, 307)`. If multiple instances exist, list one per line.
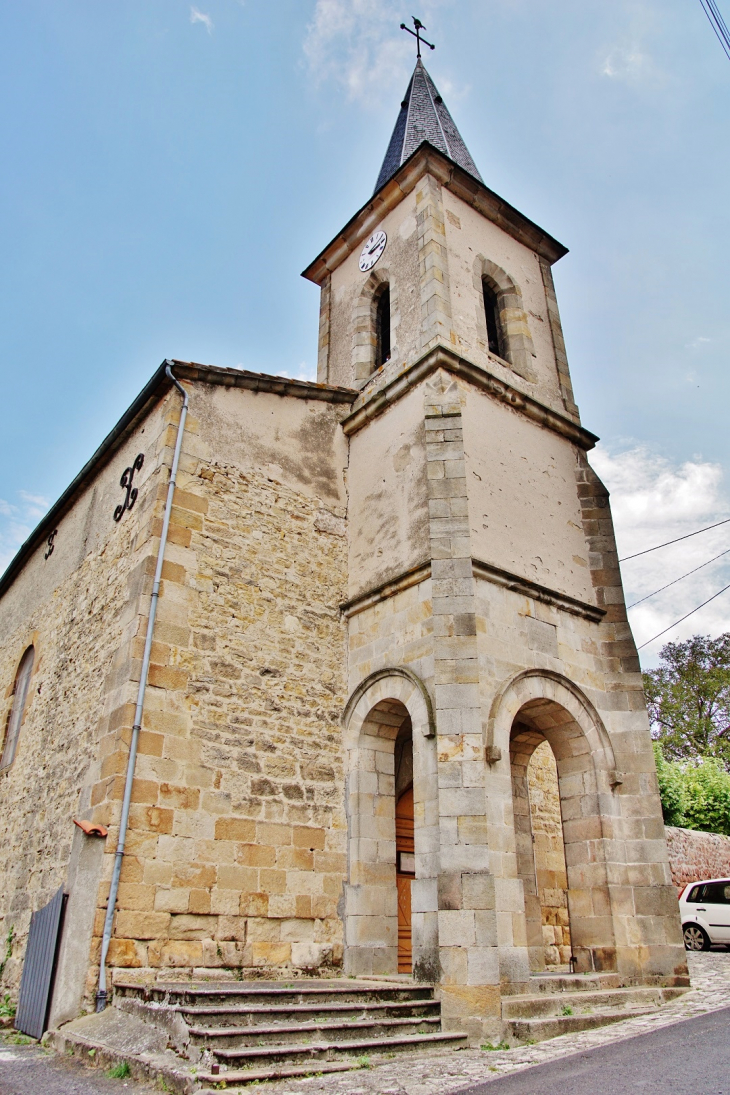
(1, 0), (729, 664)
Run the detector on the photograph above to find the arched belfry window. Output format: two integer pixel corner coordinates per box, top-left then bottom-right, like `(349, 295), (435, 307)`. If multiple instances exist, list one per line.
(1, 646), (34, 770)
(482, 280), (503, 358)
(375, 286), (391, 370)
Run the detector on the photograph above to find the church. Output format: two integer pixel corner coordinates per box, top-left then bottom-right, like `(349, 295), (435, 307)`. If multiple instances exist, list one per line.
(0, 42), (688, 1053)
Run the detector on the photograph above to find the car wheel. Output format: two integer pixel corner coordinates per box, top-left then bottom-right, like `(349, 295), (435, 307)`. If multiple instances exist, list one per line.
(683, 923), (711, 951)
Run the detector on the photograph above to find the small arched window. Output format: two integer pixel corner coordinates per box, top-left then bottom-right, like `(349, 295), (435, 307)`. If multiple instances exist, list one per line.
(375, 287), (391, 369)
(482, 280), (504, 359)
(1, 646), (34, 770)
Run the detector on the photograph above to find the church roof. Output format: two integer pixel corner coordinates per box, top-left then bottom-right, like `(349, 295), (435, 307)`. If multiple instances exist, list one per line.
(374, 60), (483, 193)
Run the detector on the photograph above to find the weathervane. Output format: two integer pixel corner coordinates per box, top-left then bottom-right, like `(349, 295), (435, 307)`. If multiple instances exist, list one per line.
(400, 16), (435, 59)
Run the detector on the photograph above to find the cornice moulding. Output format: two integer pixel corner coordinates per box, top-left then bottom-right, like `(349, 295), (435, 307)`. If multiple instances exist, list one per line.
(341, 345), (598, 451)
(301, 144), (568, 286)
(341, 557), (605, 624)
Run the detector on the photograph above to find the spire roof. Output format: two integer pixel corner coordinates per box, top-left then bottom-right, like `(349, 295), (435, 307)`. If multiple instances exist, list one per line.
(374, 60), (483, 194)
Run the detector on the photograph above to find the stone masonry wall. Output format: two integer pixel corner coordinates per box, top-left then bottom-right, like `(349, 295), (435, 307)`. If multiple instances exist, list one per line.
(0, 404), (166, 1002)
(88, 385), (350, 991)
(666, 826), (730, 892)
(527, 740), (571, 967)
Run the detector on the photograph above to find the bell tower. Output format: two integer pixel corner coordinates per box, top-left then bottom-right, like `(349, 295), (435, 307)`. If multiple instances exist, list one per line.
(303, 44), (687, 1043)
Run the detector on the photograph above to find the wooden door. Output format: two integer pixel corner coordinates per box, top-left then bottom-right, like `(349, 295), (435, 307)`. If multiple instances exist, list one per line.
(396, 787), (415, 974)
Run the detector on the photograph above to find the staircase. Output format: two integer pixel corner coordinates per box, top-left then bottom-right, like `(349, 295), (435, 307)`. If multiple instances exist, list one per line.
(501, 971), (688, 1044)
(114, 979), (468, 1086)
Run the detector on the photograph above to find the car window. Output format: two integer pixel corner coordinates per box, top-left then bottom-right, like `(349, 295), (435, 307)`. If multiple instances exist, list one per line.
(703, 883), (730, 904)
(686, 885), (705, 902)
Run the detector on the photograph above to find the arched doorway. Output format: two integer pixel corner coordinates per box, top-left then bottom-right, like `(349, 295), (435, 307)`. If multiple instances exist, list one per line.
(342, 669), (438, 980)
(395, 723), (415, 972)
(504, 689), (617, 975)
(511, 726), (572, 970)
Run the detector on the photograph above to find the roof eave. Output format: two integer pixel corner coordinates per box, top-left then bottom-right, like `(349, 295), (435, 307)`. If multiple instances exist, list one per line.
(0, 362), (356, 599)
(301, 143), (568, 286)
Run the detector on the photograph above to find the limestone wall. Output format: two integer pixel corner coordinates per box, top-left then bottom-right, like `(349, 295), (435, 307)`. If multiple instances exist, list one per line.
(666, 826), (730, 891)
(526, 741), (571, 967)
(86, 382), (350, 991)
(0, 397), (169, 1002)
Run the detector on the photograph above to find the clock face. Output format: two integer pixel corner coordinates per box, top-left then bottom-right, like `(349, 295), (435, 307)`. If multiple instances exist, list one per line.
(359, 230), (387, 272)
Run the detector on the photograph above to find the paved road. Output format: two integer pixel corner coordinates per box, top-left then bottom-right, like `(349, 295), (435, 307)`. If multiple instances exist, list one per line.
(461, 1004), (730, 1095)
(0, 1032), (157, 1095)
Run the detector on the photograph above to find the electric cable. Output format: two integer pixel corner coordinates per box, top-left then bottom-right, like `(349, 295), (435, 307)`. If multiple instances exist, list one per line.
(637, 580), (730, 650)
(699, 0), (730, 59)
(626, 546), (730, 609)
(619, 516), (730, 562)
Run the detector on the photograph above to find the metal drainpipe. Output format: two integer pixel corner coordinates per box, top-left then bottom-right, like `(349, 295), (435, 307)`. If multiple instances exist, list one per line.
(96, 362), (189, 1011)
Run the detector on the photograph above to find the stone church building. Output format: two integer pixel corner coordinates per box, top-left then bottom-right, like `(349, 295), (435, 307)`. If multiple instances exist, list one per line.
(0, 58), (688, 1044)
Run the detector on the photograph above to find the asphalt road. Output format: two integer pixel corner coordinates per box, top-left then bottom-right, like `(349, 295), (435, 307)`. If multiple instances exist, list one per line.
(462, 1004), (730, 1095)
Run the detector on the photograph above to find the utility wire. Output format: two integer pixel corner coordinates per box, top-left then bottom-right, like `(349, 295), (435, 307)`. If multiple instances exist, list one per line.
(619, 516), (730, 562)
(699, 0), (730, 60)
(637, 580), (730, 649)
(626, 547), (730, 609)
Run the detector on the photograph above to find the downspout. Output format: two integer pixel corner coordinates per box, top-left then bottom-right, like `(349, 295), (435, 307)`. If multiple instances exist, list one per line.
(96, 362), (189, 1011)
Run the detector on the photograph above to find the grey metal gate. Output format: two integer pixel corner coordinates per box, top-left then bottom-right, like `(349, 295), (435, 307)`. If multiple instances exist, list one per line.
(15, 885), (67, 1039)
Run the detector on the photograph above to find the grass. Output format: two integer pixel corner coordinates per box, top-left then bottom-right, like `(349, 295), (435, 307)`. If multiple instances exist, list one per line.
(0, 927), (14, 983)
(480, 1041), (510, 1052)
(6, 1033), (33, 1045)
(356, 1055), (372, 1069)
(107, 1060), (131, 1079)
(560, 1004), (574, 1016)
(0, 994), (16, 1019)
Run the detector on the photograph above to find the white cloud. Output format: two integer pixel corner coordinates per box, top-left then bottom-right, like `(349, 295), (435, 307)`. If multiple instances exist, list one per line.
(0, 491), (50, 577)
(591, 444), (730, 663)
(190, 6), (214, 34)
(600, 42), (663, 85)
(686, 335), (712, 352)
(303, 0), (447, 106)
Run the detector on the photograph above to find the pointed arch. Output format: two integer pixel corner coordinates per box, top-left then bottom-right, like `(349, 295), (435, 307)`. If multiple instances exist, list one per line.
(1, 645), (35, 770)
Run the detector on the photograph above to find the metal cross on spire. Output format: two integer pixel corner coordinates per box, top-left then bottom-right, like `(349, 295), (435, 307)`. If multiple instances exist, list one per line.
(400, 16), (435, 59)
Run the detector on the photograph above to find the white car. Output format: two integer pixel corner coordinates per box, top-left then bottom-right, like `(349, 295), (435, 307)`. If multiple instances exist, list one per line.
(679, 877), (730, 950)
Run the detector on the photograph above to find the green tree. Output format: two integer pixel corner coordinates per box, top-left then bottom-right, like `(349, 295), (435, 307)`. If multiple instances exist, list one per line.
(652, 743), (730, 836)
(643, 633), (730, 769)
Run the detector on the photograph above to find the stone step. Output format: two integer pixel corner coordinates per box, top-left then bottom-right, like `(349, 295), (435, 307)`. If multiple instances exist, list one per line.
(188, 1014), (441, 1047)
(211, 1029), (469, 1068)
(507, 1006), (657, 1043)
(114, 979), (433, 1008)
(501, 972), (622, 996)
(178, 998), (441, 1027)
(196, 1060), (361, 1087)
(502, 985), (685, 1020)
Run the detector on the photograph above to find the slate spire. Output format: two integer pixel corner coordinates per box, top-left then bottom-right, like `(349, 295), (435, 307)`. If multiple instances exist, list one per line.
(374, 60), (483, 194)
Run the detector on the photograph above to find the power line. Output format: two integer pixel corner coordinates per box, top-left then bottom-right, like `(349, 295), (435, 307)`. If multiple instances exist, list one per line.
(626, 546), (730, 609)
(699, 0), (730, 60)
(619, 516), (730, 562)
(637, 580), (730, 650)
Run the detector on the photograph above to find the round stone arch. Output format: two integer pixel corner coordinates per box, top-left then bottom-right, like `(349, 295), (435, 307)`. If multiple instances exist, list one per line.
(351, 268), (399, 384)
(486, 669), (618, 781)
(472, 254), (536, 382)
(485, 669), (620, 973)
(341, 668), (439, 979)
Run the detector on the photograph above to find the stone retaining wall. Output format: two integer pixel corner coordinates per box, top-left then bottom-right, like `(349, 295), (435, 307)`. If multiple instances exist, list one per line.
(666, 826), (730, 891)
